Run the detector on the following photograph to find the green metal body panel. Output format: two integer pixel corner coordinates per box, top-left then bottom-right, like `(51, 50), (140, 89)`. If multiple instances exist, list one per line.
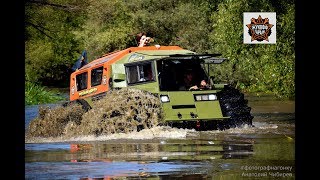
(111, 63), (126, 88)
(128, 81), (159, 93)
(104, 48), (229, 123)
(123, 57), (160, 93)
(159, 91), (225, 122)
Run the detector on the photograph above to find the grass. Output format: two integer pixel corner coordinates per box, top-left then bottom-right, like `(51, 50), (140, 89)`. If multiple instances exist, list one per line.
(25, 81), (67, 105)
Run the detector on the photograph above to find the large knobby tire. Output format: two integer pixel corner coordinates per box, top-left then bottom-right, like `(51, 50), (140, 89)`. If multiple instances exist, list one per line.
(217, 85), (254, 130)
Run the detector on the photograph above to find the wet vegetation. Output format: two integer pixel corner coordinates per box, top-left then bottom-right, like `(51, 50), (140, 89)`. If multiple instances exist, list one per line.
(25, 0), (295, 103)
(26, 88), (164, 138)
(25, 81), (66, 105)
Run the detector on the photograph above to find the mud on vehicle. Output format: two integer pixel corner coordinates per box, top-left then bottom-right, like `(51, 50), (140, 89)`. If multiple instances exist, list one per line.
(68, 46), (253, 130)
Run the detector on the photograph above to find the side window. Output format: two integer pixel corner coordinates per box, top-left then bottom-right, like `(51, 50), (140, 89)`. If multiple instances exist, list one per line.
(126, 63), (154, 84)
(91, 66), (103, 87)
(127, 65), (139, 84)
(76, 72), (88, 91)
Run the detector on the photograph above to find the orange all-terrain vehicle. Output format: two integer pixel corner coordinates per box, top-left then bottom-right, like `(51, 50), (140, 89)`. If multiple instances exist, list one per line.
(68, 44), (253, 130)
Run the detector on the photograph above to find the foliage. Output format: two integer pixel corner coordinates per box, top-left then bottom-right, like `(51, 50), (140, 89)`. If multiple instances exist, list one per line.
(209, 0), (294, 99)
(25, 81), (66, 105)
(76, 0), (215, 59)
(126, 0), (215, 53)
(25, 0), (295, 100)
(25, 0), (88, 86)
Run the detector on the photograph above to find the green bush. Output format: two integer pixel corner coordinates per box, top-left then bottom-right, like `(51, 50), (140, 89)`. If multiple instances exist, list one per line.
(25, 82), (66, 105)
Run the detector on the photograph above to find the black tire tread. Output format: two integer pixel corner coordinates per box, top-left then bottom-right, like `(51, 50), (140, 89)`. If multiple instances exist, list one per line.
(217, 85), (254, 130)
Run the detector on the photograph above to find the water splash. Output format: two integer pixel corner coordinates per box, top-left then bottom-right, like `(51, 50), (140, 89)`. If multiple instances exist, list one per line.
(25, 126), (196, 143)
(26, 88), (165, 141)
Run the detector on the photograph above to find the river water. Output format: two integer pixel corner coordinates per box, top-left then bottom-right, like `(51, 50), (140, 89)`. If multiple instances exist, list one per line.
(25, 95), (295, 179)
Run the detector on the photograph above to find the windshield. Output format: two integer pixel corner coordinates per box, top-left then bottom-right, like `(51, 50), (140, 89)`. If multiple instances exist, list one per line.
(157, 59), (209, 91)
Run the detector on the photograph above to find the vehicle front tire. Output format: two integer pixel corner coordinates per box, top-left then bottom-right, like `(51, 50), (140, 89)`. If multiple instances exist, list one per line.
(217, 85), (254, 130)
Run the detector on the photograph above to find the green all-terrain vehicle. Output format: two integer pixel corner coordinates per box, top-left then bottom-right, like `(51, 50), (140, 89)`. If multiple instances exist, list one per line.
(69, 45), (253, 130)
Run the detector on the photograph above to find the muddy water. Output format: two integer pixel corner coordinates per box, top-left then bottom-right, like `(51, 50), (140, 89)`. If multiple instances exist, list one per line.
(25, 94), (295, 179)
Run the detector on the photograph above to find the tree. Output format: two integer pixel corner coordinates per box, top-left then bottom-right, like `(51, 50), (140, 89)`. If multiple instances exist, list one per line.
(209, 0), (294, 98)
(25, 0), (88, 86)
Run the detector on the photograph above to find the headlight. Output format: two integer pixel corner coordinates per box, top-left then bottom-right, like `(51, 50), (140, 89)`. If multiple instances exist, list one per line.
(195, 95), (202, 101)
(202, 95), (209, 101)
(194, 94), (217, 101)
(160, 95), (170, 103)
(208, 94), (217, 100)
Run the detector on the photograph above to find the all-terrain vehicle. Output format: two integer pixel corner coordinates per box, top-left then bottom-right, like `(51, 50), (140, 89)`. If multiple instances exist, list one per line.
(68, 45), (253, 130)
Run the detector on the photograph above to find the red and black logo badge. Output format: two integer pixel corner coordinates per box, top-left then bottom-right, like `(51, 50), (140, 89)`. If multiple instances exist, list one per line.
(246, 15), (274, 42)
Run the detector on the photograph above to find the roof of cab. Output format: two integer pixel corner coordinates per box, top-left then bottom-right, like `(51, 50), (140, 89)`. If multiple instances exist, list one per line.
(78, 46), (195, 70)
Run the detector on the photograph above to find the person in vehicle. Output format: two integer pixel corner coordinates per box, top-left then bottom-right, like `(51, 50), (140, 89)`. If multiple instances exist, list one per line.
(145, 67), (153, 81)
(198, 79), (210, 89)
(179, 70), (209, 90)
(71, 50), (88, 72)
(136, 32), (154, 47)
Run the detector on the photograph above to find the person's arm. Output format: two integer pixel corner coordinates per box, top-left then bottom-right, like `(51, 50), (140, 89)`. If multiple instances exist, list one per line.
(189, 80), (209, 90)
(189, 85), (199, 90)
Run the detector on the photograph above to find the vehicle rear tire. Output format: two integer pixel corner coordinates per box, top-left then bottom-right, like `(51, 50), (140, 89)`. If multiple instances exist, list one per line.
(217, 85), (254, 130)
